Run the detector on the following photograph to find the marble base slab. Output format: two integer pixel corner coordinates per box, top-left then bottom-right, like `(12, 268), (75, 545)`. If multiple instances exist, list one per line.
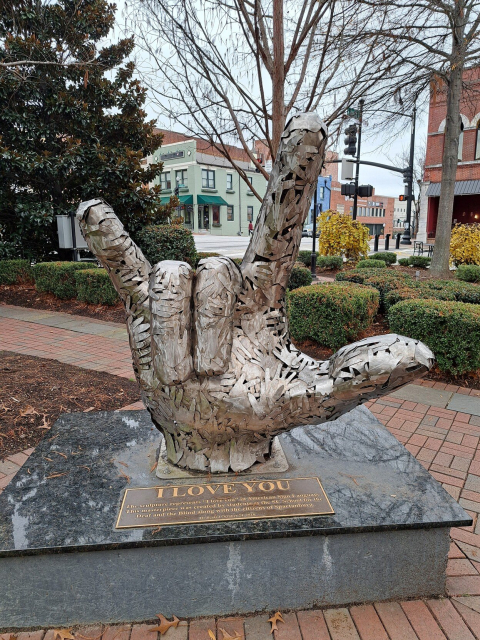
(0, 407), (471, 629)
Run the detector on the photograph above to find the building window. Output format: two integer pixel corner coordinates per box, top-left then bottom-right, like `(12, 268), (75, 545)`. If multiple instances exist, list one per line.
(202, 169), (215, 189)
(247, 206), (254, 221)
(175, 169), (188, 188)
(227, 174), (233, 190)
(458, 121), (464, 161)
(227, 205), (234, 221)
(319, 186), (325, 200)
(476, 122), (480, 160)
(184, 205), (193, 226)
(212, 205), (220, 225)
(160, 171), (171, 190)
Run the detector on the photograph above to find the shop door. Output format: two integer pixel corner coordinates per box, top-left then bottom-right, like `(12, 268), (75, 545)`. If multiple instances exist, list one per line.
(198, 205), (210, 229)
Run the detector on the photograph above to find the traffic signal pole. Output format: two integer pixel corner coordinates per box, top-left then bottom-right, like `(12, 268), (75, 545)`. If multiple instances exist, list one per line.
(352, 99), (365, 221)
(401, 105), (416, 245)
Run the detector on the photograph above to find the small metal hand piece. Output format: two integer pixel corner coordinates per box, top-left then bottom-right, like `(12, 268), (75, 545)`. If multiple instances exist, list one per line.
(77, 113), (434, 473)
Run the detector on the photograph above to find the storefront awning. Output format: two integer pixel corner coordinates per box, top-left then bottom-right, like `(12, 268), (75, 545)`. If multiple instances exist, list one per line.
(426, 180), (480, 197)
(160, 194), (193, 205)
(197, 195), (229, 206)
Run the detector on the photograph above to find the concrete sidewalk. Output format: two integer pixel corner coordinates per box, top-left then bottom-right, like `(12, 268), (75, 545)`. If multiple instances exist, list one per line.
(1, 303), (480, 639)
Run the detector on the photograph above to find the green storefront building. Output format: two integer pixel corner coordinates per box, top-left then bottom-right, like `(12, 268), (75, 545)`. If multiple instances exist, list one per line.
(150, 130), (267, 235)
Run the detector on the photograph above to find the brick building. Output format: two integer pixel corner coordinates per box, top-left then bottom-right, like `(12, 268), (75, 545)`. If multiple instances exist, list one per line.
(418, 67), (480, 242)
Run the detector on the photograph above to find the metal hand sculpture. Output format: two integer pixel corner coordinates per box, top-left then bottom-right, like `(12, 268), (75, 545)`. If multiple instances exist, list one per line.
(77, 113), (434, 473)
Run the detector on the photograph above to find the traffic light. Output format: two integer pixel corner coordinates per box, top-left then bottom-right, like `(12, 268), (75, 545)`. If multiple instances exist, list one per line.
(398, 194), (412, 201)
(344, 124), (357, 156)
(357, 185), (373, 197)
(174, 186), (179, 196)
(341, 183), (356, 197)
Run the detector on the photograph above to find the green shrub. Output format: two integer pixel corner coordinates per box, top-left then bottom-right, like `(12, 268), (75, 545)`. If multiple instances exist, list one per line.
(356, 259), (386, 269)
(287, 283), (379, 349)
(297, 250), (318, 266)
(371, 251), (397, 265)
(398, 258), (410, 266)
(0, 259), (33, 285)
(74, 269), (119, 306)
(384, 279), (480, 311)
(336, 269), (412, 311)
(388, 299), (480, 374)
(457, 264), (480, 283)
(288, 265), (313, 290)
(195, 252), (221, 267)
(317, 255), (343, 270)
(136, 224), (197, 267)
(33, 262), (94, 299)
(408, 255), (431, 269)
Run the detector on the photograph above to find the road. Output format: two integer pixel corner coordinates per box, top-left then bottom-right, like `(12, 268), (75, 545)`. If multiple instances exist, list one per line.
(194, 234), (415, 258)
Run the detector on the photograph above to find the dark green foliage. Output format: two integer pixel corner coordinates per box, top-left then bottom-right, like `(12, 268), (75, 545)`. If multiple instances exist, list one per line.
(33, 261), (94, 299)
(0, 0), (175, 261)
(457, 264), (480, 283)
(297, 250), (318, 266)
(383, 279), (480, 311)
(370, 252), (397, 265)
(408, 256), (431, 268)
(317, 255), (343, 270)
(356, 259), (386, 269)
(74, 269), (119, 305)
(388, 299), (480, 374)
(0, 259), (33, 284)
(287, 283), (379, 350)
(287, 265), (313, 290)
(398, 258), (410, 266)
(136, 225), (197, 267)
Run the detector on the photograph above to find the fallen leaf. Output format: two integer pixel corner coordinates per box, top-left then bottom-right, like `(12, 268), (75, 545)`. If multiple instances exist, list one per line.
(20, 405), (39, 417)
(84, 407), (95, 412)
(46, 472), (68, 479)
(53, 630), (75, 640)
(219, 628), (243, 640)
(79, 465), (91, 472)
(119, 471), (131, 484)
(150, 461), (157, 473)
(149, 614), (180, 635)
(52, 451), (68, 458)
(268, 612), (284, 633)
(208, 631), (216, 640)
(37, 414), (51, 429)
(117, 461), (129, 468)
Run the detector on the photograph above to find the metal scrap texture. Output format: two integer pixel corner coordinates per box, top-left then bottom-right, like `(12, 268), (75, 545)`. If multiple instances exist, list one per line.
(77, 112), (434, 474)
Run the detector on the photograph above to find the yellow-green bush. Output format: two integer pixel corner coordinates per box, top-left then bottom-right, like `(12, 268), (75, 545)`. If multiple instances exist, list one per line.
(318, 210), (369, 262)
(450, 223), (480, 265)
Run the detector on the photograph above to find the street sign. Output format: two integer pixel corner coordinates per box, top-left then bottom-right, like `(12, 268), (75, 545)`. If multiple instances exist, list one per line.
(347, 107), (360, 118)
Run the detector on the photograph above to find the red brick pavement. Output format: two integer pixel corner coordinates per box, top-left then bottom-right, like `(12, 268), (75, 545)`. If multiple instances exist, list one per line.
(1, 308), (480, 637)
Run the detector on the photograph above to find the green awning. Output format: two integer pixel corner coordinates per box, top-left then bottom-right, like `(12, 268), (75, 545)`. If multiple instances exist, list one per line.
(160, 194), (193, 205)
(197, 195), (229, 206)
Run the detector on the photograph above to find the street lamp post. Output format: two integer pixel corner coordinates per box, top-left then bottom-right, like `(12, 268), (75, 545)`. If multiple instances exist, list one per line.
(311, 185), (318, 277)
(352, 99), (365, 221)
(401, 105), (416, 245)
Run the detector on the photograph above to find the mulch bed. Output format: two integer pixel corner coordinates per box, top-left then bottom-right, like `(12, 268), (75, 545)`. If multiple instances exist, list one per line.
(0, 352), (140, 460)
(0, 283), (125, 323)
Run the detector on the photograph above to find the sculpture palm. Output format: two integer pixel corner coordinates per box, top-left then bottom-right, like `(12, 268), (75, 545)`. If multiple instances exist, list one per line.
(77, 113), (434, 473)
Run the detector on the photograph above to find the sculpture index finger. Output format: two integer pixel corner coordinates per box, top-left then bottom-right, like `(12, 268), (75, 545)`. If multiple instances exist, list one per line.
(242, 113), (327, 292)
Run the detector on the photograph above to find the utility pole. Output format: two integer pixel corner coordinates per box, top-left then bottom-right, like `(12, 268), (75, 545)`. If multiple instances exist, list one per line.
(352, 99), (365, 220)
(311, 186), (318, 277)
(401, 105), (416, 245)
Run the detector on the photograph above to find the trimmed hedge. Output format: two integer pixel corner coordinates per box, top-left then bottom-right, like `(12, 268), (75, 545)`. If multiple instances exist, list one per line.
(370, 251), (397, 265)
(409, 255), (431, 269)
(388, 299), (480, 374)
(398, 258), (410, 266)
(384, 279), (480, 311)
(136, 224), (197, 267)
(297, 250), (319, 266)
(336, 269), (413, 311)
(457, 264), (480, 283)
(356, 259), (386, 269)
(74, 269), (119, 306)
(317, 255), (343, 270)
(33, 262), (94, 299)
(287, 282), (379, 349)
(288, 265), (313, 290)
(0, 259), (33, 285)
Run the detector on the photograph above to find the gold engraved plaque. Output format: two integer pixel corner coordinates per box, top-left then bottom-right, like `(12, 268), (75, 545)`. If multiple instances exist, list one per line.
(116, 477), (334, 529)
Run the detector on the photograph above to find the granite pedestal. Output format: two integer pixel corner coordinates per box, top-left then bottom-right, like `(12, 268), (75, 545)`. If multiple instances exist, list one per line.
(0, 407), (471, 629)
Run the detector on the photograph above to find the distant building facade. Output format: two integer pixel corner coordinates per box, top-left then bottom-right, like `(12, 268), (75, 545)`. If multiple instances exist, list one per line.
(418, 67), (480, 242)
(393, 198), (408, 233)
(151, 130), (267, 235)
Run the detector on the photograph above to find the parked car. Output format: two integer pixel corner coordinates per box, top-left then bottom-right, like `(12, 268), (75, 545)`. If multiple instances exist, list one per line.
(302, 223), (319, 238)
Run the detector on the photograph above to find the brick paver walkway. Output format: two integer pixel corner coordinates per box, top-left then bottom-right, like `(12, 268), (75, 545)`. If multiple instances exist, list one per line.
(1, 303), (480, 638)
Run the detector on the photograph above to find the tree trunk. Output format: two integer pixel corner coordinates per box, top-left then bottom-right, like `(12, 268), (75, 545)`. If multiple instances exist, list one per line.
(430, 12), (465, 277)
(271, 0), (285, 156)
